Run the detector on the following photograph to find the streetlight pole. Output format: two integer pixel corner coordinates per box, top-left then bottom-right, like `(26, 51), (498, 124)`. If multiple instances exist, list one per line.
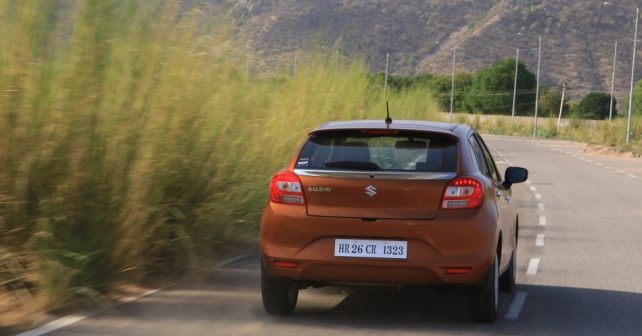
(512, 48), (520, 121)
(244, 54), (250, 87)
(604, 2), (638, 143)
(293, 53), (298, 76)
(627, 8), (639, 145)
(610, 41), (617, 122)
(557, 81), (568, 129)
(533, 35), (542, 138)
(450, 46), (456, 123)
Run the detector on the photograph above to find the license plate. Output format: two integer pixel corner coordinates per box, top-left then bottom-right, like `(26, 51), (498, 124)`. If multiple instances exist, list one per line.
(334, 239), (407, 259)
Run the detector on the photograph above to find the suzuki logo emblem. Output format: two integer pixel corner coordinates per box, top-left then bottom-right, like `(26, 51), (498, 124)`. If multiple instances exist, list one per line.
(365, 185), (377, 197)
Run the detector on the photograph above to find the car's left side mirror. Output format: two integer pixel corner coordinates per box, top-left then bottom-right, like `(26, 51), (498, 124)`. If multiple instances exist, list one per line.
(502, 167), (528, 189)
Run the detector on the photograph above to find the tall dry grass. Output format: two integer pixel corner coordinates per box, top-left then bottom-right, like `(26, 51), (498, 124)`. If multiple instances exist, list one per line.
(0, 0), (441, 316)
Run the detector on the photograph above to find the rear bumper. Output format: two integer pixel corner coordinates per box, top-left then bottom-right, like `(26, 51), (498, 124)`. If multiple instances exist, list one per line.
(260, 203), (498, 286)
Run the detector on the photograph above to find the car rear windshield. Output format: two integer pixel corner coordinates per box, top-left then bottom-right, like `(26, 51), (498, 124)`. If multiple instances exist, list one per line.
(295, 130), (457, 172)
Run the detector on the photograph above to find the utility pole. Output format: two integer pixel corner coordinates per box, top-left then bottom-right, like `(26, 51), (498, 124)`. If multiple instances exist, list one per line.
(557, 81), (568, 129)
(449, 45), (456, 123)
(512, 48), (520, 121)
(609, 41), (618, 122)
(627, 8), (639, 145)
(533, 35), (542, 138)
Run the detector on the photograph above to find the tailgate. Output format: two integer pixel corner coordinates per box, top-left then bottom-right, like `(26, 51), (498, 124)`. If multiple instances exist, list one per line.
(299, 172), (454, 219)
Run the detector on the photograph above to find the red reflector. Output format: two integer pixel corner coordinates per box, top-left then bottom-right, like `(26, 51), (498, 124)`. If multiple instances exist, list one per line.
(445, 268), (471, 275)
(274, 261), (298, 269)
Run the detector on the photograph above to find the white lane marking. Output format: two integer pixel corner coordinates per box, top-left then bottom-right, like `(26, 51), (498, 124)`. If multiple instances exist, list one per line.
(586, 160), (594, 164)
(606, 166), (613, 170)
(505, 291), (529, 320)
(526, 258), (541, 275)
(616, 170), (625, 174)
(529, 186), (537, 192)
(534, 193), (542, 200)
(595, 162), (603, 167)
(538, 216), (547, 226)
(629, 174), (638, 179)
(17, 315), (92, 336)
(572, 154), (577, 158)
(535, 234), (545, 247)
(16, 284), (168, 336)
(526, 180), (532, 184)
(538, 203), (545, 210)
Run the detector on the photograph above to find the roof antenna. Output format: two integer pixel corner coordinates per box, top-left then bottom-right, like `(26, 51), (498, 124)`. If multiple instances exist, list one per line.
(385, 100), (392, 127)
(383, 53), (392, 128)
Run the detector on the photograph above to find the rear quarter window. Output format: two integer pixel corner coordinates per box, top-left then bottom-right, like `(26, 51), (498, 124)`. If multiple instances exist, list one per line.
(295, 130), (457, 172)
(469, 135), (489, 176)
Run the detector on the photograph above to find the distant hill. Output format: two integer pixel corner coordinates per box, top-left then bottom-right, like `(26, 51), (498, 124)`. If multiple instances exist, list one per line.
(226, 0), (642, 101)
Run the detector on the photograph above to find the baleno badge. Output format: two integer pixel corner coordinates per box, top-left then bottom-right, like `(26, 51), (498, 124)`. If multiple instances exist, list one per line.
(308, 186), (332, 192)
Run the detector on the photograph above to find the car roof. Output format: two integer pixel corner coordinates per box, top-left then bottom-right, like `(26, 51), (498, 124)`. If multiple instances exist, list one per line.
(311, 120), (471, 136)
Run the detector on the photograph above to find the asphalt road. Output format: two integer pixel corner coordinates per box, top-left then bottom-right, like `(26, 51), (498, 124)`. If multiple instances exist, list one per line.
(18, 135), (642, 336)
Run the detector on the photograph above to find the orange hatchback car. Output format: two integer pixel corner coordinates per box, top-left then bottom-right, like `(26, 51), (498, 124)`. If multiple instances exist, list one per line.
(260, 119), (528, 322)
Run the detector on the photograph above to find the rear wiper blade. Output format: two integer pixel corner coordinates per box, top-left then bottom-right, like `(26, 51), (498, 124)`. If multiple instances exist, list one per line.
(323, 161), (380, 171)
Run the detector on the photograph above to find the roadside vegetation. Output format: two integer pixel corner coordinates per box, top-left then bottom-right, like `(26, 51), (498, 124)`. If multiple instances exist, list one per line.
(1, 0), (641, 329)
(377, 59), (642, 153)
(0, 1), (442, 326)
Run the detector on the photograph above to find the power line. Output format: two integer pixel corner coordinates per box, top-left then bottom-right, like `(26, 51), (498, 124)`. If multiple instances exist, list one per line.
(433, 91), (537, 97)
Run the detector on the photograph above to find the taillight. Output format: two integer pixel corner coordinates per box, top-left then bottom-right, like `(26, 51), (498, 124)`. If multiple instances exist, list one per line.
(269, 171), (305, 205)
(440, 177), (484, 209)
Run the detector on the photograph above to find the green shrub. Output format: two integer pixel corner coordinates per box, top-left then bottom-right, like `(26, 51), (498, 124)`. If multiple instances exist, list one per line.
(464, 59), (537, 115)
(539, 118), (559, 138)
(574, 92), (616, 120)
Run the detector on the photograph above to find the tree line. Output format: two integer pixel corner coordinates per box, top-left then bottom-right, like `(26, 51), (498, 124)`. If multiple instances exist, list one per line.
(371, 59), (635, 120)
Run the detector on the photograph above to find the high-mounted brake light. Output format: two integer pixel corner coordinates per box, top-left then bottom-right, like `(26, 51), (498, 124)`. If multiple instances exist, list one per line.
(361, 129), (399, 135)
(269, 171), (305, 205)
(440, 177), (484, 209)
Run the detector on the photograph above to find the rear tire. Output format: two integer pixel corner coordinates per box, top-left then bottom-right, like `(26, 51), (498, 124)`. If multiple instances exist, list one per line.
(499, 249), (516, 292)
(261, 264), (299, 316)
(468, 255), (499, 323)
